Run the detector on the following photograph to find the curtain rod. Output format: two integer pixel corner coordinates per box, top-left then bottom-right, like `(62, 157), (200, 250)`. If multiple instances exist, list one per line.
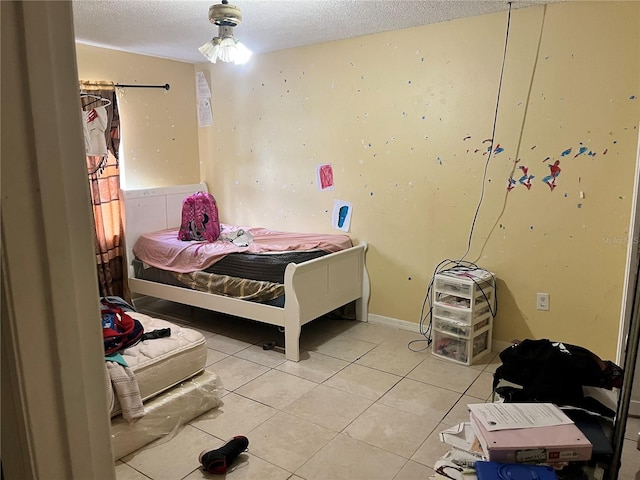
(79, 80), (170, 91)
(115, 83), (171, 90)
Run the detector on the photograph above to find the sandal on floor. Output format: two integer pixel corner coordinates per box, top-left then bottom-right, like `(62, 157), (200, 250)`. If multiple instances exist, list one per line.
(199, 436), (249, 474)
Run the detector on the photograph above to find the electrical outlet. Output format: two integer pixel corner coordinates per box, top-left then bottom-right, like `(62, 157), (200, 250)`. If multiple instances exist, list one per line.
(536, 292), (550, 311)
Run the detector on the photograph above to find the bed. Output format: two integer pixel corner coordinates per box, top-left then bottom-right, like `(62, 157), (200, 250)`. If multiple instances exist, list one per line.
(122, 182), (370, 361)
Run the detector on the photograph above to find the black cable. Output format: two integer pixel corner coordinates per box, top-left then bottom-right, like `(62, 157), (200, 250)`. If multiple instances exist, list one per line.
(411, 4), (512, 354)
(459, 2), (512, 263)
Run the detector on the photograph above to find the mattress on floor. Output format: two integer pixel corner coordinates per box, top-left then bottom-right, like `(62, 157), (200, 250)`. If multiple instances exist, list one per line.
(108, 311), (207, 417)
(111, 369), (223, 461)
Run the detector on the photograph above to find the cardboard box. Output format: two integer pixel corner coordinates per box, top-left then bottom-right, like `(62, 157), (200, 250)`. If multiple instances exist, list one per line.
(470, 413), (592, 463)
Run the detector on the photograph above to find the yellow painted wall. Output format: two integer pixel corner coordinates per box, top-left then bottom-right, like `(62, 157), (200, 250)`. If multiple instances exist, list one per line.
(75, 44), (200, 188)
(200, 2), (639, 359)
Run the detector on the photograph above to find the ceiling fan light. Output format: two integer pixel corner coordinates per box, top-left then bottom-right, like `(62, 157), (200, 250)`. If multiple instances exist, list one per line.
(200, 34), (252, 64)
(198, 38), (220, 62)
(232, 41), (252, 65)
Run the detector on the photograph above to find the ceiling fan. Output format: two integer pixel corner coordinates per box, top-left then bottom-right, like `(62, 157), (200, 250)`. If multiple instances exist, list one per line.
(199, 0), (252, 65)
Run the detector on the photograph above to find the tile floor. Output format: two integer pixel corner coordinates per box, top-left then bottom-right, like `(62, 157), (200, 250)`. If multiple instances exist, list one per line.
(116, 298), (640, 480)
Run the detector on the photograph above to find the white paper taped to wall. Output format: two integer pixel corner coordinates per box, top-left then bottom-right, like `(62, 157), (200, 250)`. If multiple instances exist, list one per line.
(332, 199), (352, 232)
(196, 72), (211, 99)
(198, 98), (213, 127)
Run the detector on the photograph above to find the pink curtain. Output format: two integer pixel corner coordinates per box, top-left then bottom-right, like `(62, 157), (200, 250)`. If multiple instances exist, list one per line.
(83, 89), (130, 301)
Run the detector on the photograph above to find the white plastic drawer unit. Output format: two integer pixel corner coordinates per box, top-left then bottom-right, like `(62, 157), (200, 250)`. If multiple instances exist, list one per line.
(432, 269), (496, 365)
(432, 329), (491, 366)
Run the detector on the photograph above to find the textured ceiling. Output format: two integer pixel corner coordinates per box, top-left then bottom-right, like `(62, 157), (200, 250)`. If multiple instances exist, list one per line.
(73, 0), (551, 64)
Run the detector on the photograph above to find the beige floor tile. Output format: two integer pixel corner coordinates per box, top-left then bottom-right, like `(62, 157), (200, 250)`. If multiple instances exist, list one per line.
(206, 334), (254, 355)
(356, 343), (427, 376)
(470, 351), (501, 373)
(339, 320), (399, 344)
(296, 433), (406, 480)
(233, 344), (288, 368)
(115, 461), (151, 480)
(305, 334), (377, 362)
(441, 394), (479, 427)
(626, 415), (640, 441)
(284, 384), (373, 432)
(344, 402), (439, 458)
(190, 392), (277, 440)
(464, 370), (495, 400)
(299, 328), (334, 351)
(303, 316), (356, 335)
(378, 327), (428, 349)
(235, 369), (317, 409)
(379, 378), (462, 421)
(619, 437), (640, 479)
(276, 350), (349, 383)
(205, 348), (229, 367)
(208, 356), (270, 391)
(393, 460), (436, 480)
(121, 303), (640, 478)
(121, 425), (214, 480)
(411, 423), (452, 468)
(183, 452), (290, 480)
(407, 355), (481, 393)
(324, 363), (402, 401)
(248, 411), (336, 472)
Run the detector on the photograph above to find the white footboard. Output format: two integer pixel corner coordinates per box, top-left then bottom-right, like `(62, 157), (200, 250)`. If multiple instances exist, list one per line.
(283, 241), (369, 361)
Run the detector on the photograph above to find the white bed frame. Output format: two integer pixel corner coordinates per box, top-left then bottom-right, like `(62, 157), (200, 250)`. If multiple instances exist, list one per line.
(122, 183), (370, 361)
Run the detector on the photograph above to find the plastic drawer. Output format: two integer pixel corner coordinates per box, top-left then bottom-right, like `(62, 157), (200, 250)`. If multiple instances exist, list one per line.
(434, 271), (495, 298)
(433, 300), (492, 325)
(433, 316), (490, 338)
(432, 329), (491, 366)
(434, 289), (494, 311)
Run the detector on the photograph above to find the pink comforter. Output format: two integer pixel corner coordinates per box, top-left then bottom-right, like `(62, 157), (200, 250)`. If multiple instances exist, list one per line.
(133, 224), (353, 273)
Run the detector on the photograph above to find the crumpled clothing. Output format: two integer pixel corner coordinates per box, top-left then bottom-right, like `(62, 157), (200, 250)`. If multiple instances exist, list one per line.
(220, 229), (254, 247)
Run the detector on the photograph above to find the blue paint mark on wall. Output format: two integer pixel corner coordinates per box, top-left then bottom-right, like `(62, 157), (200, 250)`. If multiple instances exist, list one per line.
(561, 147), (572, 157)
(574, 146), (588, 158)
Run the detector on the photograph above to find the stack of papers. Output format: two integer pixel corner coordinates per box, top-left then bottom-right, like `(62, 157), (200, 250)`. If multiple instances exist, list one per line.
(467, 403), (592, 464)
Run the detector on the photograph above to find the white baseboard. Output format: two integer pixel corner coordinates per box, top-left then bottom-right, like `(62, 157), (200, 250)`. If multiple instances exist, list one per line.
(367, 313), (422, 332)
(367, 313), (508, 353)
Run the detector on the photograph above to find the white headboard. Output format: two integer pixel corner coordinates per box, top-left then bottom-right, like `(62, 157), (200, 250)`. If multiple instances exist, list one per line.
(121, 182), (208, 274)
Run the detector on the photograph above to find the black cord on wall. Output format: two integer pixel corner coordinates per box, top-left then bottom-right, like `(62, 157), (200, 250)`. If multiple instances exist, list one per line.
(411, 3), (513, 351)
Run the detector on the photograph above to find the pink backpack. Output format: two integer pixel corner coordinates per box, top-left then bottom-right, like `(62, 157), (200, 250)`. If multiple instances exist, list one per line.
(178, 191), (220, 242)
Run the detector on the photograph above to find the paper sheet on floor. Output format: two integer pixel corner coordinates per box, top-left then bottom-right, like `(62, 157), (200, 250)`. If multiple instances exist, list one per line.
(467, 402), (573, 431)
